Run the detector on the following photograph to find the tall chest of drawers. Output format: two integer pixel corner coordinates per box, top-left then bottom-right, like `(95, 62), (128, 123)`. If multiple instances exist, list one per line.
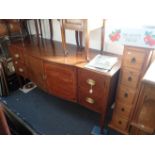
(109, 46), (153, 134)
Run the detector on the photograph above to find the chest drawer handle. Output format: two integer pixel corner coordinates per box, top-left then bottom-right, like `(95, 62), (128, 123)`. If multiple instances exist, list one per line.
(18, 68), (24, 72)
(121, 108), (125, 112)
(14, 54), (20, 58)
(124, 92), (128, 98)
(131, 57), (136, 64)
(86, 97), (95, 104)
(128, 76), (132, 81)
(118, 120), (122, 124)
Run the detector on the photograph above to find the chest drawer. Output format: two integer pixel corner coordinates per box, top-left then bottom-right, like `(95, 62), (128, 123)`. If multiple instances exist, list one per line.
(120, 68), (140, 88)
(111, 113), (128, 131)
(123, 47), (146, 70)
(116, 84), (135, 105)
(115, 102), (132, 119)
(78, 68), (106, 113)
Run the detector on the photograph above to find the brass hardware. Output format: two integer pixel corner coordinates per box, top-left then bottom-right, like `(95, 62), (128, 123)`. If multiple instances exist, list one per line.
(131, 57), (136, 64)
(87, 79), (96, 94)
(86, 97), (95, 104)
(87, 79), (96, 86)
(18, 68), (24, 72)
(14, 54), (19, 58)
(15, 61), (18, 64)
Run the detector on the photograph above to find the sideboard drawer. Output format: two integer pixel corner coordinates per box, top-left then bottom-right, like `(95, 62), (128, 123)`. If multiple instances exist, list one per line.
(120, 68), (140, 88)
(78, 68), (107, 113)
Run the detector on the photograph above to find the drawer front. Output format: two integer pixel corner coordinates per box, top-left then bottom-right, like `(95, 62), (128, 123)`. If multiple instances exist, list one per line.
(9, 46), (24, 62)
(120, 68), (140, 88)
(111, 114), (128, 131)
(78, 90), (105, 113)
(14, 63), (27, 78)
(44, 62), (77, 102)
(123, 47), (146, 70)
(115, 102), (132, 119)
(116, 84), (135, 105)
(78, 68), (106, 113)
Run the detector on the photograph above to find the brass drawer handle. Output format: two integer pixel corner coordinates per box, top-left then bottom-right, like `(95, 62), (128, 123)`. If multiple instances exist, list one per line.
(86, 97), (95, 104)
(18, 68), (24, 72)
(124, 92), (128, 98)
(87, 79), (96, 86)
(128, 76), (132, 81)
(87, 79), (96, 94)
(14, 54), (20, 58)
(15, 61), (18, 65)
(131, 57), (136, 64)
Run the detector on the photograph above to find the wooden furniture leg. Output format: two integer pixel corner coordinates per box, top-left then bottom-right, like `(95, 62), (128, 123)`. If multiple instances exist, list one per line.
(84, 28), (90, 61)
(49, 19), (53, 41)
(79, 31), (83, 49)
(0, 104), (11, 135)
(101, 19), (105, 52)
(75, 31), (80, 48)
(38, 19), (43, 38)
(60, 22), (68, 56)
(34, 20), (39, 43)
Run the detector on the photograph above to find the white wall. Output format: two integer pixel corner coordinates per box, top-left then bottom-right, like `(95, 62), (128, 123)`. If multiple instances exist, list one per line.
(27, 19), (124, 55)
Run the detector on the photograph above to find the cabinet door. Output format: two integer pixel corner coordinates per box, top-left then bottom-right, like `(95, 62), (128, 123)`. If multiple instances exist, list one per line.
(26, 55), (46, 90)
(44, 62), (77, 102)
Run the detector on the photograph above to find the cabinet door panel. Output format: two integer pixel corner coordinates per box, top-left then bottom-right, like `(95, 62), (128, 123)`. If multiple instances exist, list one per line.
(26, 55), (46, 90)
(44, 62), (77, 102)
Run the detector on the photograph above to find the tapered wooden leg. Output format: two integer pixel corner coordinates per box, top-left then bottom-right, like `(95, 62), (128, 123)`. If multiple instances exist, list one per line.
(84, 29), (90, 61)
(75, 31), (80, 48)
(100, 19), (105, 52)
(79, 31), (83, 49)
(60, 22), (68, 56)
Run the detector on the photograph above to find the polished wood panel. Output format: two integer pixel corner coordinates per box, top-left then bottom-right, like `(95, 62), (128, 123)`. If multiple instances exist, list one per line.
(130, 61), (155, 134)
(25, 55), (46, 90)
(44, 62), (77, 102)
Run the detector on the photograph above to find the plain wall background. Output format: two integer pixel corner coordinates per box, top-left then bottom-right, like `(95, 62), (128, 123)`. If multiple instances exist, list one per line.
(27, 19), (124, 55)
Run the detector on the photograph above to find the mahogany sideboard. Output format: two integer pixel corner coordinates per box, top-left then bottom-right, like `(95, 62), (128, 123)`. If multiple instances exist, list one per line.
(8, 37), (121, 131)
